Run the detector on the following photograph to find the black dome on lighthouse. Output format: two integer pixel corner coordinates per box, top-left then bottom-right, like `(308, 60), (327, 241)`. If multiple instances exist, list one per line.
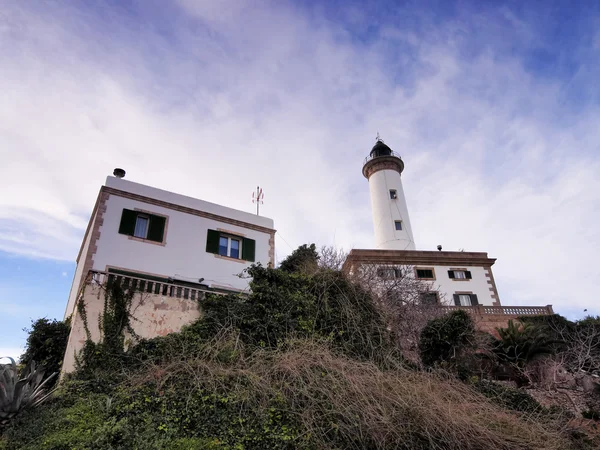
(369, 140), (393, 158)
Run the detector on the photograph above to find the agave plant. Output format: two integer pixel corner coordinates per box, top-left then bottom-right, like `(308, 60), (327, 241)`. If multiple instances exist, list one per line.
(0, 357), (57, 430)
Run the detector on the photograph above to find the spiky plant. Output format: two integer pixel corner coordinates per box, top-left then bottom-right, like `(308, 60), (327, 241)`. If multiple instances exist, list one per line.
(0, 357), (57, 431)
(493, 320), (556, 367)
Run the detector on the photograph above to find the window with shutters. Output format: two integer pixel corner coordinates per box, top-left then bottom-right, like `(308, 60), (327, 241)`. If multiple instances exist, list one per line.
(448, 269), (472, 280)
(415, 267), (435, 280)
(206, 229), (255, 262)
(118, 209), (167, 244)
(218, 235), (241, 259)
(453, 293), (479, 306)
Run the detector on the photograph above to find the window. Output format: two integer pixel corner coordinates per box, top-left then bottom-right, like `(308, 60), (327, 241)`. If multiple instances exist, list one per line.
(453, 293), (479, 306)
(218, 235), (241, 258)
(394, 220), (402, 231)
(119, 209), (166, 243)
(206, 229), (255, 262)
(415, 268), (435, 280)
(448, 270), (472, 280)
(134, 215), (149, 238)
(389, 189), (397, 199)
(420, 292), (438, 305)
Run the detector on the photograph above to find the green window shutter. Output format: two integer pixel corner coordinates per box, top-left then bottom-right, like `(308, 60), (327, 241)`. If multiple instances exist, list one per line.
(242, 238), (256, 262)
(470, 294), (479, 305)
(118, 209), (137, 236)
(453, 294), (460, 306)
(447, 270), (454, 279)
(147, 215), (166, 242)
(465, 271), (472, 279)
(206, 230), (220, 254)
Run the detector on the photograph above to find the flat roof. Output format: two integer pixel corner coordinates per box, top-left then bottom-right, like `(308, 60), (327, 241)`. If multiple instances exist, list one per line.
(105, 176), (274, 230)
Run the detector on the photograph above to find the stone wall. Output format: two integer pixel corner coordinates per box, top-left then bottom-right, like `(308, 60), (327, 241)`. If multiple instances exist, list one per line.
(62, 283), (202, 374)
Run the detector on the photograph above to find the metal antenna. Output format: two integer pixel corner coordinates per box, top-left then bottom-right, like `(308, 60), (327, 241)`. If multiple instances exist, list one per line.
(252, 186), (264, 216)
(376, 131), (382, 142)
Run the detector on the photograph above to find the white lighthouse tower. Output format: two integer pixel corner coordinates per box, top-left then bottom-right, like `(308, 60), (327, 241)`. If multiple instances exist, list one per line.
(363, 137), (416, 250)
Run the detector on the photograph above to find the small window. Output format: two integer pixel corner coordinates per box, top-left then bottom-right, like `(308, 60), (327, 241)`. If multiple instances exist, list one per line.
(389, 189), (397, 199)
(134, 215), (149, 239)
(206, 230), (255, 262)
(218, 236), (229, 256)
(416, 268), (434, 279)
(453, 293), (479, 306)
(394, 220), (402, 231)
(230, 238), (240, 259)
(448, 270), (472, 280)
(119, 209), (166, 243)
(420, 292), (438, 305)
(217, 235), (241, 259)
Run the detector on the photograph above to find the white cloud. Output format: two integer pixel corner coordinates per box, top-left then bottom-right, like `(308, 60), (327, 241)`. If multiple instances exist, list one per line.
(0, 1), (599, 319)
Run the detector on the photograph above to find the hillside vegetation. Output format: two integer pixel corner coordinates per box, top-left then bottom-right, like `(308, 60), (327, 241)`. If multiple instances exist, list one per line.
(1, 246), (598, 449)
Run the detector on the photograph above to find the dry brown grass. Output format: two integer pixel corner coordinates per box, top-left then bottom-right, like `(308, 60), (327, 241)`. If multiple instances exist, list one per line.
(132, 335), (572, 449)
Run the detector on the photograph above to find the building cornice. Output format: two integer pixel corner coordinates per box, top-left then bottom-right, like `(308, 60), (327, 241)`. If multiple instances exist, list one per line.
(102, 186), (277, 236)
(344, 249), (497, 270)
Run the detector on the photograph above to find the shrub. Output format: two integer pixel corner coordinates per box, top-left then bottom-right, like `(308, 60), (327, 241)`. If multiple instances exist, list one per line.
(20, 318), (70, 384)
(419, 310), (475, 367)
(185, 264), (394, 362)
(472, 380), (543, 414)
(493, 320), (556, 367)
(279, 243), (319, 274)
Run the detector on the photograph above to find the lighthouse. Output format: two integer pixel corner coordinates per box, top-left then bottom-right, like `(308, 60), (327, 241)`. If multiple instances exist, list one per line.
(362, 137), (416, 250)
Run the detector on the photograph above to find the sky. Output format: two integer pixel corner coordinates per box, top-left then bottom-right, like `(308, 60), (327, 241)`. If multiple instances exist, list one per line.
(1, 0), (600, 359)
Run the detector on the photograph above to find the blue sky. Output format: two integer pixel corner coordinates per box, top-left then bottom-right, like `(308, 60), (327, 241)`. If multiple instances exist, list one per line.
(1, 0), (600, 358)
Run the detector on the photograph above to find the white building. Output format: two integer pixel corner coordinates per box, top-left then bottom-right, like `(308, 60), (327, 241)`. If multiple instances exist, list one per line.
(345, 138), (500, 307)
(64, 169), (275, 320)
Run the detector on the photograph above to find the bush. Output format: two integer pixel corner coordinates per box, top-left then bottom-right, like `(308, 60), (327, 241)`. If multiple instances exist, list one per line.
(493, 320), (556, 368)
(180, 264), (395, 363)
(20, 318), (70, 384)
(472, 380), (543, 414)
(419, 310), (475, 367)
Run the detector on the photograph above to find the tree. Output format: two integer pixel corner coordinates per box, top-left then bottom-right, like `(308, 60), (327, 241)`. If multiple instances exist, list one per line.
(20, 318), (71, 386)
(279, 243), (319, 274)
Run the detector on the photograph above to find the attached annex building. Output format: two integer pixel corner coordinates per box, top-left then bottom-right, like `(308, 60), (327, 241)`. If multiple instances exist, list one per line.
(344, 139), (553, 324)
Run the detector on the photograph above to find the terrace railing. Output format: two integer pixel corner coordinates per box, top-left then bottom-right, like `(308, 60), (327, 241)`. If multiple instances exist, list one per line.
(85, 270), (228, 302)
(442, 304), (553, 316)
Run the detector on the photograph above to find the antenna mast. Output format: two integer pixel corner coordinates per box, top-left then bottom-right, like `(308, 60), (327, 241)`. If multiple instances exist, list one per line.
(252, 186), (264, 216)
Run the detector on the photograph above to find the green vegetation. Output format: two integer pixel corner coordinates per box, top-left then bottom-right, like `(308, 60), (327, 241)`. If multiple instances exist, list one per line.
(0, 358), (56, 431)
(2, 246), (597, 449)
(492, 320), (555, 367)
(419, 309), (475, 367)
(20, 318), (71, 387)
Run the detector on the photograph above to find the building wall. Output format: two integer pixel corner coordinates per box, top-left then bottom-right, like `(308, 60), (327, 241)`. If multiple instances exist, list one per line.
(422, 264), (497, 306)
(64, 176), (276, 319)
(64, 211), (97, 319)
(367, 169), (415, 250)
(62, 284), (202, 374)
(93, 193), (272, 291)
(344, 250), (501, 307)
